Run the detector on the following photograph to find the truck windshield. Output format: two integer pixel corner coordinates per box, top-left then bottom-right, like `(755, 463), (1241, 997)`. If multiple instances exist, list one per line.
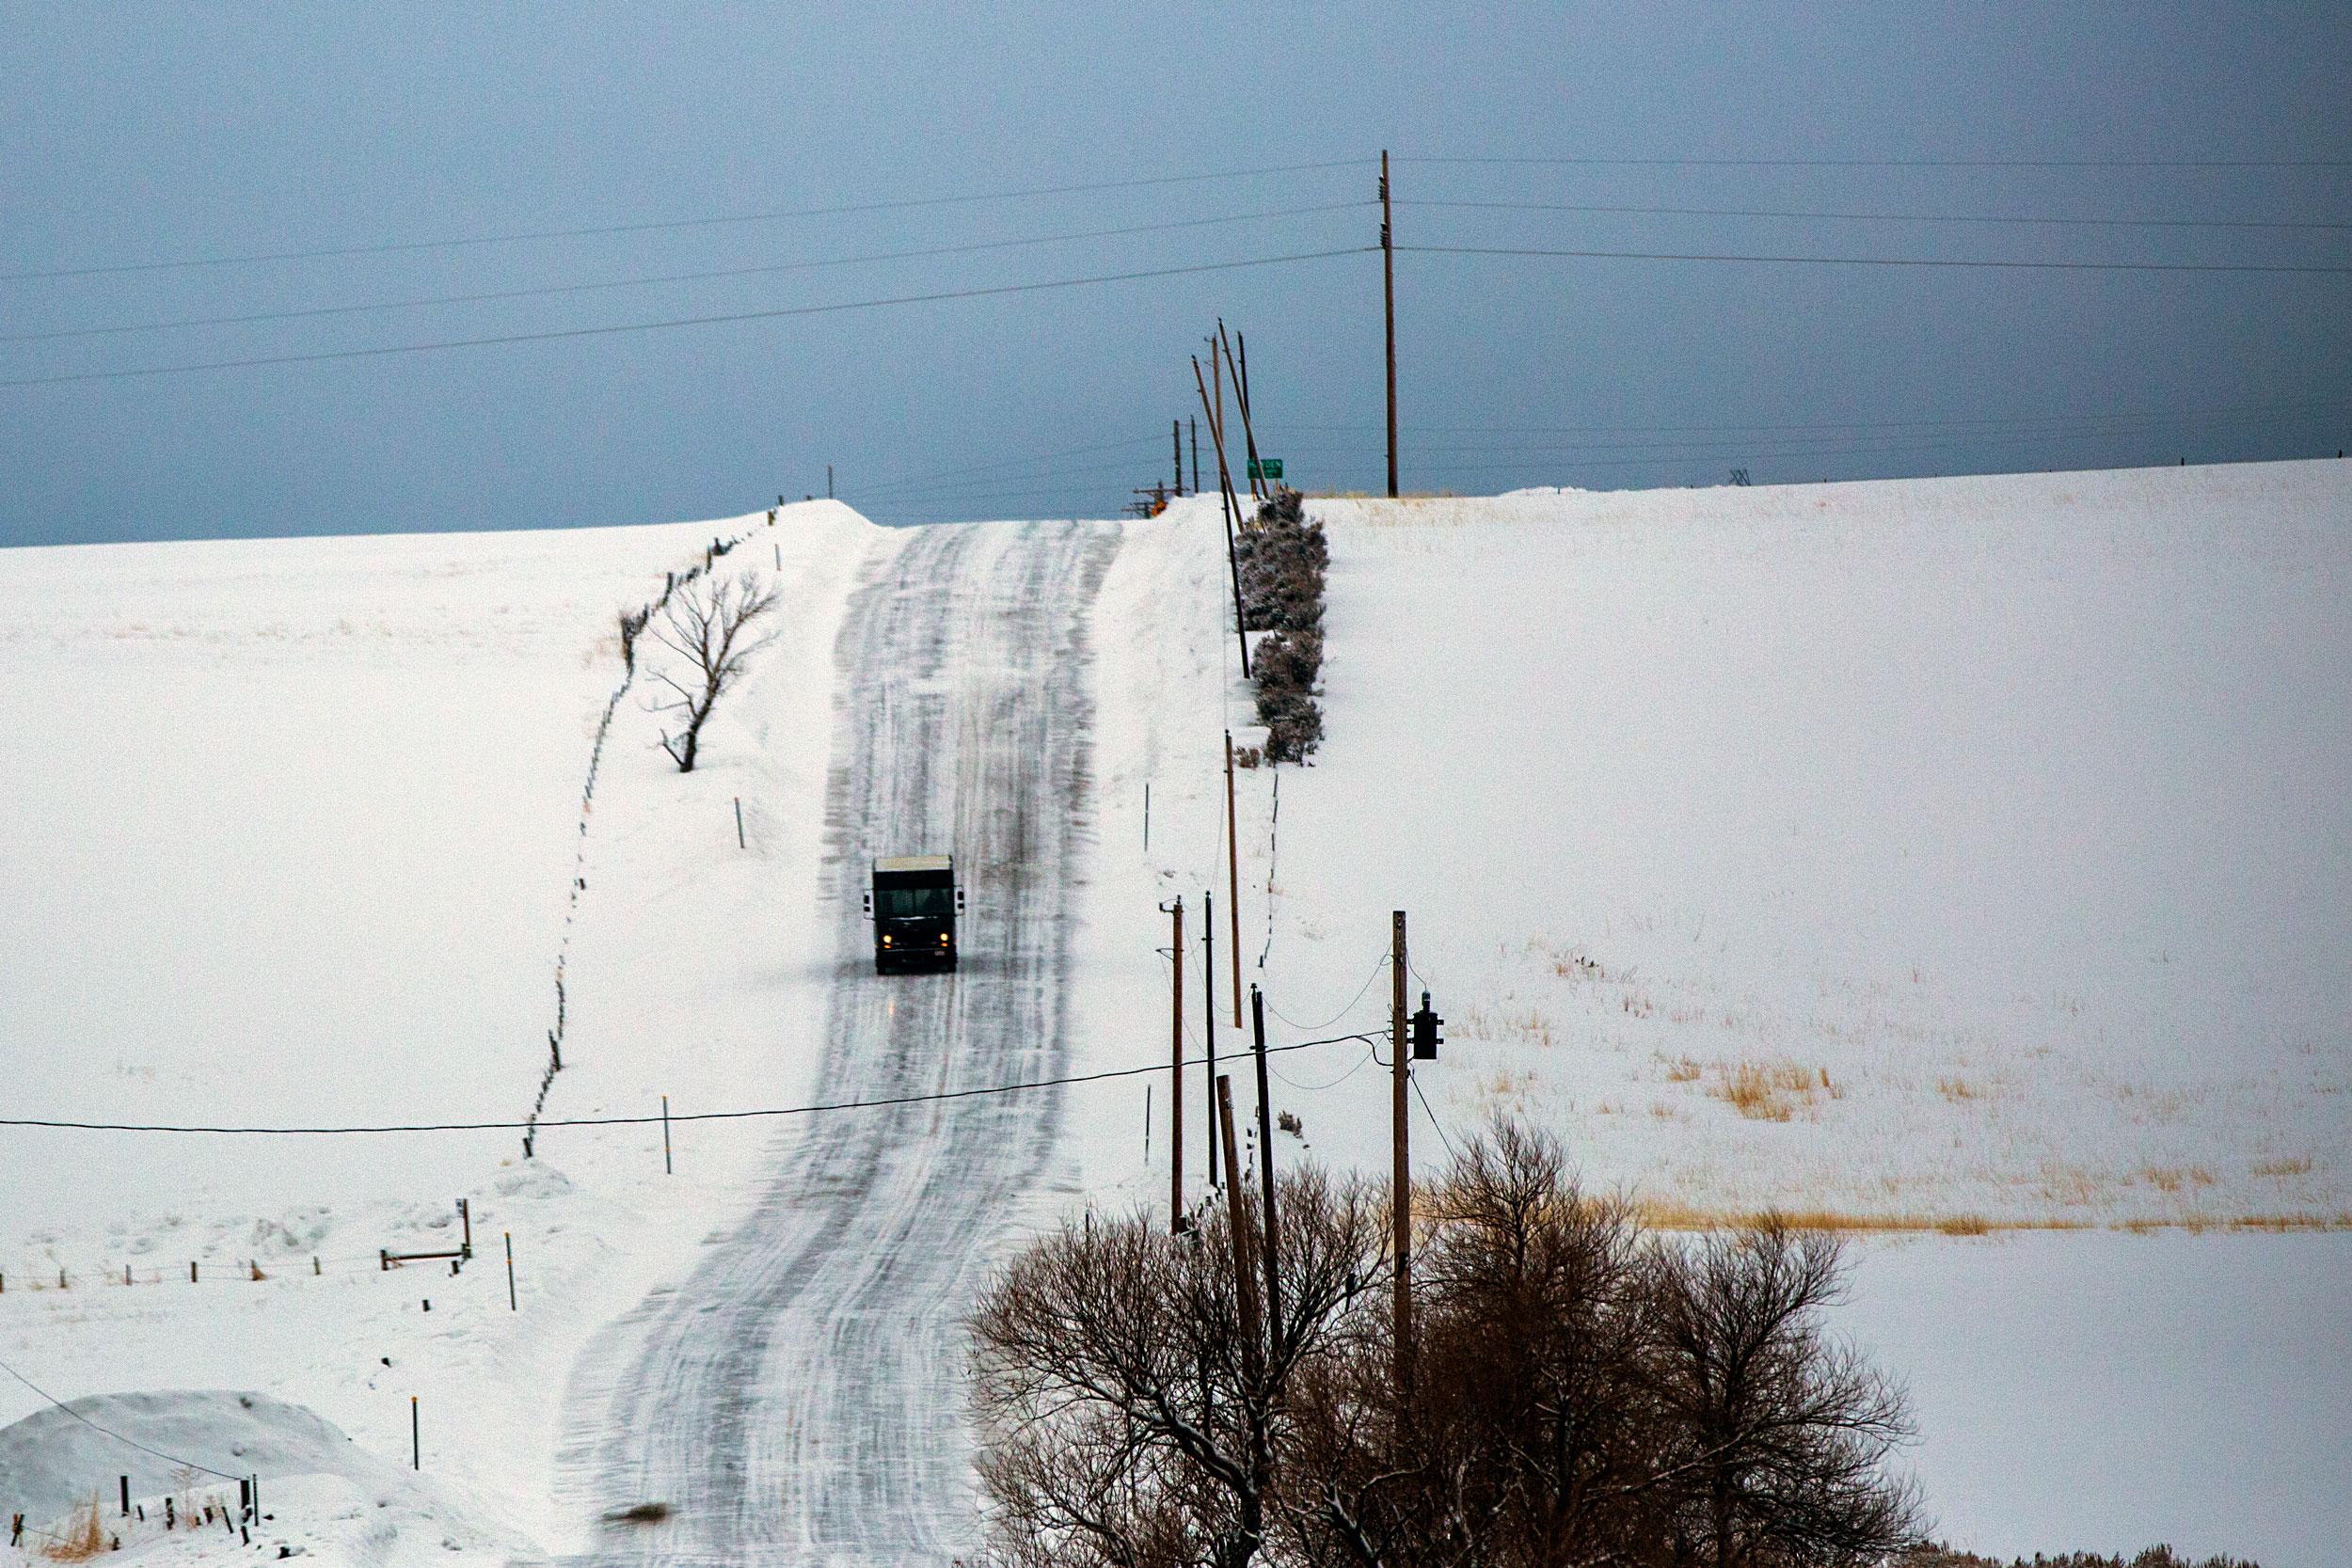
(877, 885), (953, 919)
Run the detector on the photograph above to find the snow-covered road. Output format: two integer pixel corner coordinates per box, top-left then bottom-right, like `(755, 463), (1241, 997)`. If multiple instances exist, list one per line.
(557, 519), (1115, 1564)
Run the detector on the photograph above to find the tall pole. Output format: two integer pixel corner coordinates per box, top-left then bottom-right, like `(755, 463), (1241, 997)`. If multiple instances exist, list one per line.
(1191, 417), (1200, 497)
(827, 463), (834, 499)
(1236, 330), (1263, 499)
(1223, 325), (1263, 502)
(1194, 356), (1253, 680)
(1167, 898), (1186, 1231)
(1391, 909), (1411, 1392)
(1225, 732), (1243, 1025)
(1204, 889), (1219, 1187)
(1217, 1075), (1264, 1374)
(1251, 985), (1280, 1338)
(1382, 150), (1398, 500)
(1174, 418), (1184, 497)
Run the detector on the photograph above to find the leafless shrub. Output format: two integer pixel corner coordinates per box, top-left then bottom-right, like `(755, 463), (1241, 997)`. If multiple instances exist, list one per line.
(972, 1120), (1923, 1568)
(646, 569), (781, 773)
(969, 1171), (1386, 1568)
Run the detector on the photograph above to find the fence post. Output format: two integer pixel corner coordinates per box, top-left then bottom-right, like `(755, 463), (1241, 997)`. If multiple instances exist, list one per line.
(505, 1231), (517, 1311)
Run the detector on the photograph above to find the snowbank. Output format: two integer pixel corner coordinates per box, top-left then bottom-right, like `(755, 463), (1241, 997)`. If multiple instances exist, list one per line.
(0, 501), (894, 1551)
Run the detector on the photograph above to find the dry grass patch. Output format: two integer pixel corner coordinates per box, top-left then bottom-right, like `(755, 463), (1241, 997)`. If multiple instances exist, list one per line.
(2252, 1155), (2313, 1179)
(40, 1496), (106, 1561)
(1458, 1003), (1558, 1049)
(1935, 1076), (1983, 1102)
(1632, 1201), (2061, 1236)
(2137, 1166), (2217, 1195)
(1709, 1060), (1828, 1121)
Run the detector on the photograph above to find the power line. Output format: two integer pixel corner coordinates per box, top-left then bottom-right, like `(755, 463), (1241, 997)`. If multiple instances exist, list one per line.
(2, 157), (1377, 285)
(1396, 154), (2352, 169)
(1399, 242), (2352, 276)
(0, 1033), (1371, 1136)
(2, 202), (1373, 346)
(0, 1354), (243, 1482)
(0, 245), (1374, 390)
(1400, 198), (2352, 232)
(1268, 393), (2348, 437)
(852, 435), (1163, 499)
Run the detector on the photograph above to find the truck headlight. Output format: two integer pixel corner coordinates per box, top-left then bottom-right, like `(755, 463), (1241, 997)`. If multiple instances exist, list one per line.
(882, 934), (892, 946)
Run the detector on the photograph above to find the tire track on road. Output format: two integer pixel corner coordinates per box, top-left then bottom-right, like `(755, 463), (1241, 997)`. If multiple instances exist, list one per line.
(557, 518), (1115, 1566)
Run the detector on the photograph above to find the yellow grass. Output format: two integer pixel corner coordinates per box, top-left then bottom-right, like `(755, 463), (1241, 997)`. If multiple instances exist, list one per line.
(1710, 1060), (1825, 1121)
(40, 1496), (106, 1561)
(2253, 1155), (2314, 1178)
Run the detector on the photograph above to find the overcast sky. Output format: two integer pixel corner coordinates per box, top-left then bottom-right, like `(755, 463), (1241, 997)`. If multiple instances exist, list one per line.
(4, 3), (2346, 546)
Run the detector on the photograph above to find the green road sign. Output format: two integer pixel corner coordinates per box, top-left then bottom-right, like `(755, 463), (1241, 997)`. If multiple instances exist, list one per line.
(1247, 457), (1284, 481)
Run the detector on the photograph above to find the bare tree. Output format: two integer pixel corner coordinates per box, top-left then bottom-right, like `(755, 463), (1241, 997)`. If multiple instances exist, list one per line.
(970, 1121), (1923, 1568)
(1286, 1125), (1661, 1568)
(1642, 1222), (1921, 1568)
(645, 569), (779, 772)
(969, 1171), (1387, 1568)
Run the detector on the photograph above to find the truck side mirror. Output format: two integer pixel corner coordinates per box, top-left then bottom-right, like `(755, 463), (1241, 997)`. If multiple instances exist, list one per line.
(862, 893), (872, 918)
(956, 889), (966, 913)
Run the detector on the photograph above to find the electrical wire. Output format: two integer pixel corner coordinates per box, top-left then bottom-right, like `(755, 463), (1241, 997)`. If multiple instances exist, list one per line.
(0, 245), (1375, 390)
(1263, 950), (1393, 1034)
(1268, 392), (2349, 438)
(1269, 1046), (1379, 1094)
(2, 201), (1374, 347)
(1397, 198), (2352, 231)
(851, 434), (1165, 498)
(3, 157), (1378, 284)
(0, 1354), (242, 1481)
(0, 1033), (1368, 1136)
(1408, 1069), (1460, 1161)
(1397, 242), (2352, 276)
(1395, 154), (2352, 169)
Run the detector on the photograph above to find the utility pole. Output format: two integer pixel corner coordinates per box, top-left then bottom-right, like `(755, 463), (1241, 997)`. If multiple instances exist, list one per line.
(1217, 1075), (1265, 1375)
(1225, 731), (1243, 1025)
(1205, 889), (1219, 1187)
(827, 464), (834, 499)
(1391, 909), (1411, 1392)
(1236, 330), (1264, 500)
(1173, 418), (1184, 497)
(1193, 356), (1252, 679)
(1164, 897), (1186, 1232)
(1382, 150), (1398, 499)
(1251, 985), (1280, 1337)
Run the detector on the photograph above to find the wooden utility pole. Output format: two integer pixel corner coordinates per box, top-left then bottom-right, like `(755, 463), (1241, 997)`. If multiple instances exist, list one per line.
(1251, 984), (1280, 1337)
(1204, 889), (1219, 1187)
(1391, 909), (1411, 1391)
(1173, 419), (1184, 497)
(1165, 897), (1186, 1231)
(1225, 732), (1243, 1025)
(1217, 1075), (1264, 1371)
(1221, 325), (1263, 502)
(1381, 150), (1398, 499)
(1237, 331), (1263, 499)
(1193, 357), (1252, 679)
(1190, 417), (1200, 496)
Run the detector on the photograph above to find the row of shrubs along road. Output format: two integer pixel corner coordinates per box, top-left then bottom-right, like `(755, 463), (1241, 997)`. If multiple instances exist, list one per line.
(1235, 485), (1327, 763)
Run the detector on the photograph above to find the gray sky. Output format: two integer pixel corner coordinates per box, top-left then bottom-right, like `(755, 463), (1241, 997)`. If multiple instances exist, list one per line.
(4, 3), (2346, 546)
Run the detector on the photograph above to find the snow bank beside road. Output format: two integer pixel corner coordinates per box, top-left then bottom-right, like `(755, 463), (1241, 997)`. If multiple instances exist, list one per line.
(0, 502), (891, 1552)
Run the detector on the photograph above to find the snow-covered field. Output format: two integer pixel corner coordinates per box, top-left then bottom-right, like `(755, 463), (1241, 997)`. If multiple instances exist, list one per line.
(3, 458), (2346, 1566)
(1073, 460), (2351, 1563)
(0, 502), (896, 1554)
